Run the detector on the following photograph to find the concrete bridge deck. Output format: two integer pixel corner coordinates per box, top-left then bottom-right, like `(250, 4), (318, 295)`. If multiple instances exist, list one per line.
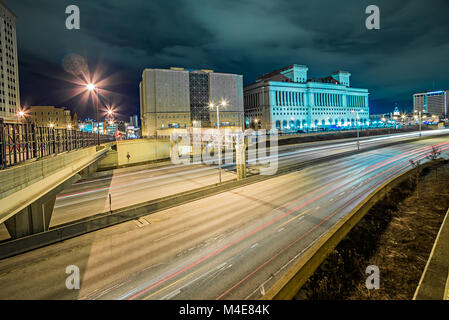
(0, 144), (111, 238)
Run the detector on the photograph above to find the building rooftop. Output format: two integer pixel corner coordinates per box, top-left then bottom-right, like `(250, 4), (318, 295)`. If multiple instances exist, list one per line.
(0, 1), (17, 18)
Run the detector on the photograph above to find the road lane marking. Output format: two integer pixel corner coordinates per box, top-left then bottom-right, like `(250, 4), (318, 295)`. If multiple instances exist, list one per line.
(128, 141), (449, 300)
(215, 145), (449, 300)
(160, 289), (181, 300)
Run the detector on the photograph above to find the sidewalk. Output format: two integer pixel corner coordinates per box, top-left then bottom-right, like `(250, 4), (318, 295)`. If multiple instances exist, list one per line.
(414, 208), (449, 300)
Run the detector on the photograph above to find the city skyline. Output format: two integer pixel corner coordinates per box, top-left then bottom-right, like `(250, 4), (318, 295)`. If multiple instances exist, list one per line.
(2, 0), (449, 120)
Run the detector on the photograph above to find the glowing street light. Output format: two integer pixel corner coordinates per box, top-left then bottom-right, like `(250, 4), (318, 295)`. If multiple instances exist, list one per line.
(86, 83), (96, 92)
(85, 82), (100, 145)
(208, 99), (228, 184)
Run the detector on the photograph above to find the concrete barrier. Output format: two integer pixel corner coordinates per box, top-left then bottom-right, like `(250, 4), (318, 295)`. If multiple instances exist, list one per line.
(261, 160), (443, 300)
(413, 208), (449, 300)
(97, 138), (170, 170)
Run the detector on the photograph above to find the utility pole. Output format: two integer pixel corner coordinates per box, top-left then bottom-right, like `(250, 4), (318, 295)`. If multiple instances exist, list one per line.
(419, 110), (422, 137)
(216, 105), (222, 184)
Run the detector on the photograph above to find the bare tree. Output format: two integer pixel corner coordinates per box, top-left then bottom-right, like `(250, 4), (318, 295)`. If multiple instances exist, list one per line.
(426, 146), (442, 181)
(409, 159), (421, 199)
(426, 146), (442, 161)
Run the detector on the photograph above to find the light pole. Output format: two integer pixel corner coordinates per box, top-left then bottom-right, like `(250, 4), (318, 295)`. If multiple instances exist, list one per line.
(352, 109), (364, 150)
(86, 83), (100, 146)
(419, 110), (422, 137)
(209, 99), (227, 184)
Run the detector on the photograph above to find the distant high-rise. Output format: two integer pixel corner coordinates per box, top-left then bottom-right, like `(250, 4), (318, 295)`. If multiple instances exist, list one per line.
(413, 90), (448, 118)
(0, 2), (20, 122)
(129, 114), (139, 127)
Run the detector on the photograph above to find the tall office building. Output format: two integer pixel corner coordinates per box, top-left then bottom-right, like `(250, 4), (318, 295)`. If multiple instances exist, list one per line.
(413, 90), (448, 118)
(140, 67), (244, 137)
(0, 2), (20, 122)
(244, 65), (370, 131)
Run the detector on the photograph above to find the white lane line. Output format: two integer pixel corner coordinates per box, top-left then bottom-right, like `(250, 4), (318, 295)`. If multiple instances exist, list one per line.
(251, 243), (259, 249)
(277, 227), (285, 233)
(160, 289), (181, 300)
(339, 192), (345, 196)
(315, 206), (320, 210)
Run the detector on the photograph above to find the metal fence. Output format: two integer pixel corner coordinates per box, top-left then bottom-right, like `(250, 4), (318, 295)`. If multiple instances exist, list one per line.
(0, 119), (114, 169)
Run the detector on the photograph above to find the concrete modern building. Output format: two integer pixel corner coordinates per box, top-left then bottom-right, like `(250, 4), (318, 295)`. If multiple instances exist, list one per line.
(27, 106), (78, 129)
(140, 67), (244, 137)
(413, 90), (448, 119)
(0, 2), (20, 122)
(244, 65), (370, 131)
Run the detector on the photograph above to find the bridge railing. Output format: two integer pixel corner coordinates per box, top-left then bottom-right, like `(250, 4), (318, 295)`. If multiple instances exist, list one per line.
(0, 119), (114, 169)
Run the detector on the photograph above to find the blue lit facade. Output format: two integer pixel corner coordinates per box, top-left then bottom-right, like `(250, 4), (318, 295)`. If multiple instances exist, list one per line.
(244, 65), (370, 131)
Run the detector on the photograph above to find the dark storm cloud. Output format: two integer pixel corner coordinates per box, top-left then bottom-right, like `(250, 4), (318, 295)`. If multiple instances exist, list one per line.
(3, 0), (449, 117)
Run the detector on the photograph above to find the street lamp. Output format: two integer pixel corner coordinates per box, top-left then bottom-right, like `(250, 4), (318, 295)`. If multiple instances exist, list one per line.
(209, 99), (227, 184)
(419, 110), (422, 137)
(352, 109), (364, 150)
(86, 83), (100, 146)
(17, 110), (25, 124)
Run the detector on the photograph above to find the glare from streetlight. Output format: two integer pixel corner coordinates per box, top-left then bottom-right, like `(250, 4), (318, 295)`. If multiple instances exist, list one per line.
(107, 109), (113, 116)
(221, 100), (227, 107)
(18, 111), (25, 117)
(86, 83), (96, 92)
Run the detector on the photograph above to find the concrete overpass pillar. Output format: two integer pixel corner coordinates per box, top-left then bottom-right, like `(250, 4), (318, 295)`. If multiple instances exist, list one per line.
(236, 142), (246, 180)
(4, 174), (81, 239)
(4, 193), (56, 238)
(80, 162), (98, 177)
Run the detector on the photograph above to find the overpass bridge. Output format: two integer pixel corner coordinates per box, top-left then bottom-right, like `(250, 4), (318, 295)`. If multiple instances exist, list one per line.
(0, 119), (113, 238)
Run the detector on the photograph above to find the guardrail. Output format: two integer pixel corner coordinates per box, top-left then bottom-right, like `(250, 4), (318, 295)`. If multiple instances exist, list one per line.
(0, 118), (113, 169)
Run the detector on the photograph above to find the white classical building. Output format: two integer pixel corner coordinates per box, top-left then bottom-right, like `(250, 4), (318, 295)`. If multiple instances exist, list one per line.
(244, 65), (370, 131)
(0, 2), (20, 122)
(140, 67), (244, 137)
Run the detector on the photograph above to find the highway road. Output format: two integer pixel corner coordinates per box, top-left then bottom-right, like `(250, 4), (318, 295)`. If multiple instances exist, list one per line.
(0, 129), (447, 240)
(0, 133), (448, 299)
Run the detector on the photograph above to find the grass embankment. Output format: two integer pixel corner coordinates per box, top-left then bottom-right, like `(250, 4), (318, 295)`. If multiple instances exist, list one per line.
(295, 159), (449, 300)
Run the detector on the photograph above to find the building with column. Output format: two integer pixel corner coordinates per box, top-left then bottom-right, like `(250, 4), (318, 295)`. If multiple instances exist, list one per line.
(27, 106), (78, 129)
(244, 65), (370, 131)
(140, 67), (244, 137)
(413, 90), (448, 119)
(0, 2), (20, 122)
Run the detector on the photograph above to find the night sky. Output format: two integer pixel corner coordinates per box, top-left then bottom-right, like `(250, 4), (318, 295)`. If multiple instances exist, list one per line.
(3, 0), (449, 121)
